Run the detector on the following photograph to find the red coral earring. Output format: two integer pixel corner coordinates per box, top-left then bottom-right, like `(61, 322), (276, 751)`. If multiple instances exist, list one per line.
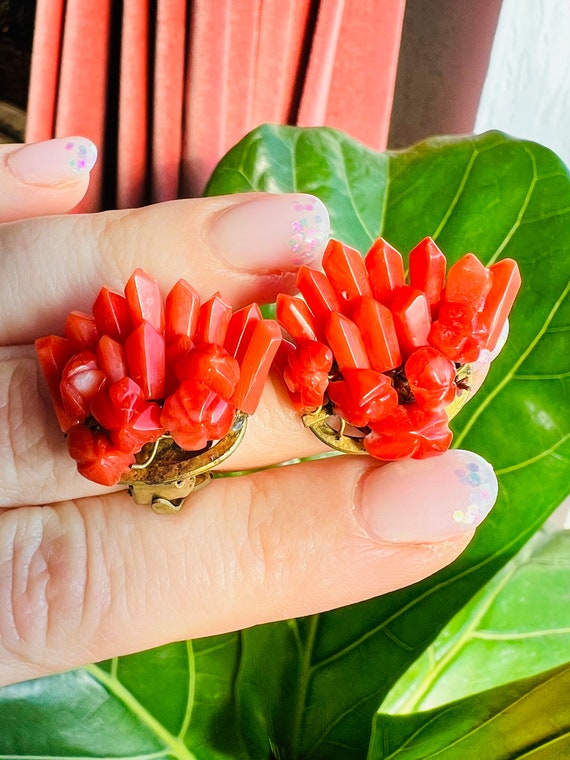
(36, 270), (281, 513)
(276, 237), (521, 461)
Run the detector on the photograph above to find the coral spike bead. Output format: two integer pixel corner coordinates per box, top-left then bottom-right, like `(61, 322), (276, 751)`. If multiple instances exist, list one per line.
(352, 296), (402, 372)
(96, 335), (128, 384)
(408, 237), (446, 311)
(125, 269), (165, 332)
(165, 278), (200, 345)
(93, 287), (132, 341)
(322, 239), (372, 310)
(195, 293), (233, 345)
(364, 238), (405, 305)
(296, 266), (340, 324)
(231, 319), (282, 414)
(125, 321), (166, 400)
(35, 335), (78, 431)
(224, 303), (263, 362)
(390, 286), (431, 358)
(478, 259), (522, 351)
(444, 253), (492, 310)
(64, 311), (99, 351)
(325, 312), (370, 370)
(276, 294), (323, 343)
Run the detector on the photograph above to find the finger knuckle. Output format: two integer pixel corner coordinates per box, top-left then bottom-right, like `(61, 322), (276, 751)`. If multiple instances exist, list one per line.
(0, 357), (58, 507)
(0, 503), (105, 681)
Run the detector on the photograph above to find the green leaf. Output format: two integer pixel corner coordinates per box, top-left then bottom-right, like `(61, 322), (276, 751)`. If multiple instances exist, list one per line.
(0, 635), (247, 759)
(382, 529), (570, 714)
(367, 663), (570, 759)
(1, 127), (569, 759)
(207, 126), (570, 758)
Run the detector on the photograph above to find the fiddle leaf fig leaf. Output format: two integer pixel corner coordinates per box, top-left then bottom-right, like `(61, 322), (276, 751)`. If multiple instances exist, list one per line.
(367, 663), (570, 759)
(1, 126), (568, 759)
(382, 529), (570, 714)
(207, 126), (570, 758)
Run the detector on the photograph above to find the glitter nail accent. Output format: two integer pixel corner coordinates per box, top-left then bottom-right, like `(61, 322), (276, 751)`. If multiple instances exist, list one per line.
(289, 201), (329, 265)
(453, 459), (495, 526)
(64, 140), (98, 174)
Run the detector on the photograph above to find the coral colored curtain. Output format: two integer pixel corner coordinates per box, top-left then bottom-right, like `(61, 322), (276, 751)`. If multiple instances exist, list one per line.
(26, 0), (407, 211)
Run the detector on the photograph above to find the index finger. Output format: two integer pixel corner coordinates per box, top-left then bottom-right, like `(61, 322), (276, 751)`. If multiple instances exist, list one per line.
(0, 192), (330, 344)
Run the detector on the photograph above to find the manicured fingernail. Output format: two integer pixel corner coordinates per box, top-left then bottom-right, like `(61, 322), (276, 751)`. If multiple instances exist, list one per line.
(357, 450), (498, 543)
(212, 193), (330, 270)
(8, 137), (98, 186)
(473, 319), (510, 367)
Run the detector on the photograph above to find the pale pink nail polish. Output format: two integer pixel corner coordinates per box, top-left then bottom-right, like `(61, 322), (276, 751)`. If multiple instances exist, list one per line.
(356, 450), (498, 543)
(7, 137), (98, 186)
(212, 193), (330, 271)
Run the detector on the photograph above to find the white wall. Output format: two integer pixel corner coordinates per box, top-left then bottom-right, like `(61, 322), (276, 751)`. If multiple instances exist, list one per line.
(476, 0), (570, 524)
(476, 0), (570, 171)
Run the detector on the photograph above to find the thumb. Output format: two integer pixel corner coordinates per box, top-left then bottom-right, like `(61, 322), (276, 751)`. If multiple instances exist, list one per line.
(0, 137), (97, 222)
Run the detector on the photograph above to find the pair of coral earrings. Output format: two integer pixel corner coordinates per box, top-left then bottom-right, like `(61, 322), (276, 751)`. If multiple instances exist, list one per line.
(36, 236), (520, 513)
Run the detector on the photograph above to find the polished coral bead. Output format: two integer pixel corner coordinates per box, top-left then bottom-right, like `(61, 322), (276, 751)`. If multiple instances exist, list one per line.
(328, 368), (397, 427)
(91, 377), (164, 453)
(93, 287), (132, 341)
(408, 237), (446, 312)
(195, 292), (232, 345)
(276, 294), (323, 343)
(165, 278), (200, 345)
(364, 238), (405, 305)
(64, 311), (99, 351)
(59, 351), (106, 422)
(176, 343), (240, 400)
(322, 239), (372, 312)
(125, 269), (165, 333)
(96, 335), (128, 384)
(365, 404), (452, 460)
(231, 319), (282, 414)
(35, 335), (78, 431)
(443, 253), (491, 310)
(67, 424), (135, 486)
(352, 296), (402, 372)
(478, 258), (521, 351)
(296, 266), (340, 324)
(283, 339), (333, 411)
(224, 303), (262, 363)
(161, 381), (235, 451)
(390, 286), (431, 358)
(325, 312), (370, 370)
(405, 346), (457, 409)
(428, 302), (483, 363)
(125, 321), (166, 400)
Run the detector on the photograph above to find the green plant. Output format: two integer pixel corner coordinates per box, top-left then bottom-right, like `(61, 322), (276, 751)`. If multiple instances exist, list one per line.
(1, 127), (569, 759)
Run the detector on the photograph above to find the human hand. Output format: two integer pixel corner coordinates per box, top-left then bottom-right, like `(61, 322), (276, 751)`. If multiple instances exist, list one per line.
(0, 139), (498, 686)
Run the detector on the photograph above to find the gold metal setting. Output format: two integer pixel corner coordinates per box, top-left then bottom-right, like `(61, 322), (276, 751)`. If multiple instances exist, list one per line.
(302, 364), (474, 457)
(120, 411), (248, 514)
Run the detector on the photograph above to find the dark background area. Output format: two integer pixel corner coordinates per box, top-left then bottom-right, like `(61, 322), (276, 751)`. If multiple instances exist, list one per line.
(0, 0), (35, 141)
(0, 1), (501, 150)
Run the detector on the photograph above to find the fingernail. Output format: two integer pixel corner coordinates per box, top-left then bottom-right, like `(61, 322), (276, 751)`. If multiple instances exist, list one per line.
(8, 137), (98, 186)
(212, 193), (330, 270)
(356, 450), (498, 543)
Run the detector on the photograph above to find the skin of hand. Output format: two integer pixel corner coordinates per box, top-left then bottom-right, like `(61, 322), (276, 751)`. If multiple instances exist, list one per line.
(0, 138), (497, 686)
